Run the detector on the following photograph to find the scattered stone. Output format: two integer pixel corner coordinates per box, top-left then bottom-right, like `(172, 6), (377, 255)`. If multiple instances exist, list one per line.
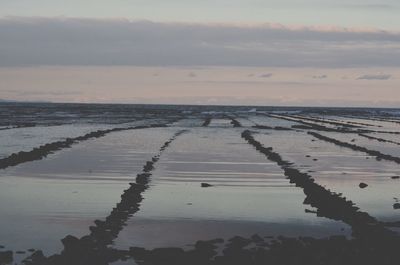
(394, 203), (400, 209)
(28, 248), (35, 252)
(391, 176), (400, 179)
(16, 250), (26, 254)
(359, 183), (368, 189)
(201, 183), (213, 188)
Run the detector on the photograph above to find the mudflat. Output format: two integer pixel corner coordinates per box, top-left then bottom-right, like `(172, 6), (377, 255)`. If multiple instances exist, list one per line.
(0, 103), (400, 265)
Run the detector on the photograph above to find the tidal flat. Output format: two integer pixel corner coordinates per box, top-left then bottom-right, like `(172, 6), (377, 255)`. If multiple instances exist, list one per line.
(0, 103), (400, 265)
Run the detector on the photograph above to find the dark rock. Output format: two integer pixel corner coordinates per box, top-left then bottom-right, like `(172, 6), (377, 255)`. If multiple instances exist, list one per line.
(292, 125), (313, 129)
(391, 176), (400, 179)
(136, 173), (151, 185)
(251, 234), (264, 243)
(359, 183), (368, 189)
(129, 247), (148, 260)
(61, 235), (81, 252)
(0, 251), (13, 264)
(149, 248), (185, 263)
(274, 126), (291, 131)
(393, 203), (400, 209)
(202, 117), (212, 127)
(201, 183), (213, 188)
(16, 250), (25, 254)
(23, 250), (48, 265)
(305, 209), (317, 214)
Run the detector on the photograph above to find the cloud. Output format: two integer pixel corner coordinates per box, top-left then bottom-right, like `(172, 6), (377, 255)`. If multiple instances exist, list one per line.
(259, 73), (273, 78)
(0, 17), (400, 68)
(357, 74), (392, 80)
(312, 75), (327, 79)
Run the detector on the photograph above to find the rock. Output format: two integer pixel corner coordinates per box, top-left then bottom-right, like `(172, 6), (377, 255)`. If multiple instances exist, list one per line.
(391, 176), (400, 179)
(305, 209), (317, 214)
(0, 251), (13, 264)
(359, 183), (368, 189)
(129, 247), (147, 260)
(61, 235), (81, 252)
(150, 248), (185, 263)
(201, 183), (213, 188)
(16, 250), (25, 254)
(24, 250), (46, 264)
(251, 234), (264, 243)
(393, 203), (400, 209)
(136, 173), (150, 185)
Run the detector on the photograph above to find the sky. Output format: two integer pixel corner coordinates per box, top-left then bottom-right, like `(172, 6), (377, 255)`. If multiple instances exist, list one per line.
(0, 1), (399, 106)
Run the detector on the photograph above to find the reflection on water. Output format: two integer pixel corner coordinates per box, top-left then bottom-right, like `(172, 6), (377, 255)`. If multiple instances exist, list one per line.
(0, 128), (173, 259)
(254, 131), (400, 222)
(114, 128), (349, 250)
(0, 104), (400, 263)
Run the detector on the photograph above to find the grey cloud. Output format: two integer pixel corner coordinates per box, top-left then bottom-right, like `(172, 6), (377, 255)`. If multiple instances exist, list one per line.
(259, 73), (273, 78)
(312, 75), (327, 79)
(0, 17), (400, 68)
(357, 74), (392, 80)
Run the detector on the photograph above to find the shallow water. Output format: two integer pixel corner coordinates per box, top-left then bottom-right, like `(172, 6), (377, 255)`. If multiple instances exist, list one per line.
(0, 128), (175, 260)
(113, 128), (349, 250)
(1, 103), (400, 264)
(254, 130), (400, 223)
